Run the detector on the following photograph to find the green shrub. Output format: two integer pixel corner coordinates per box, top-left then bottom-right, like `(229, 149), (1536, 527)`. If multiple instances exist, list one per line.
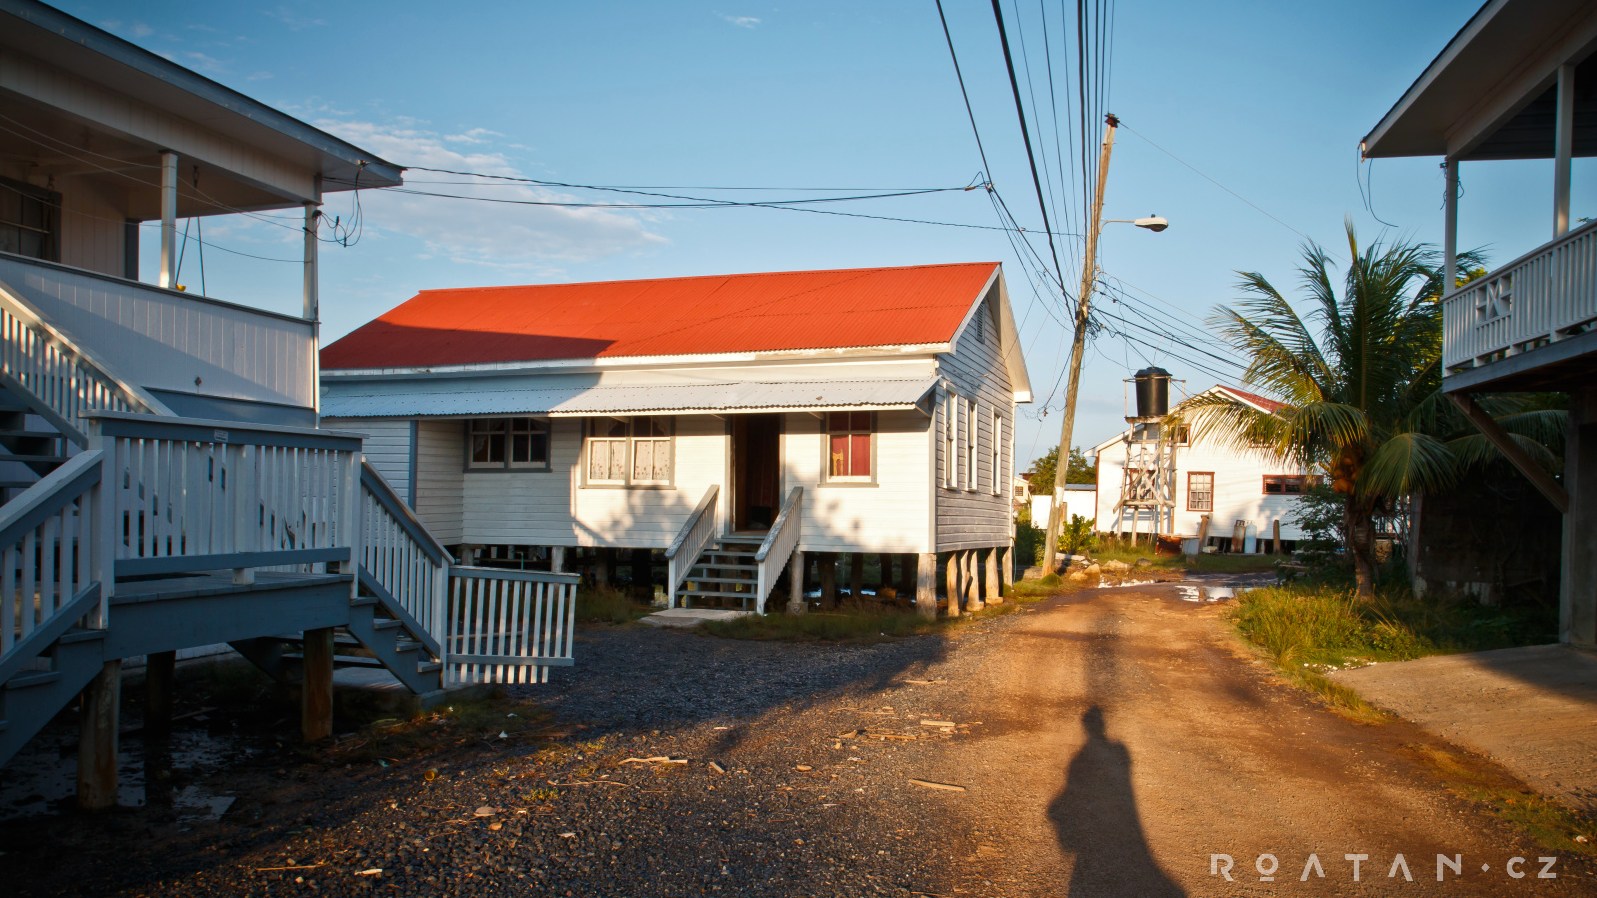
(1059, 514), (1097, 557)
(575, 584), (649, 624)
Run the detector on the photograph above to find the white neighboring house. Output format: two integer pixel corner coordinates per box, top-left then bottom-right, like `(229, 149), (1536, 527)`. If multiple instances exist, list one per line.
(319, 263), (1033, 613)
(1091, 385), (1314, 550)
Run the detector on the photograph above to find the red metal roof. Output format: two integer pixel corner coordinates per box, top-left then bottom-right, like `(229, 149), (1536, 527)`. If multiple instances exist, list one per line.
(322, 262), (1000, 370)
(1217, 385), (1287, 413)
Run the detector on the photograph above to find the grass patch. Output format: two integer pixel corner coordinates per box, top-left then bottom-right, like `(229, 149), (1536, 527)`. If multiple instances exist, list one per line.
(1406, 743), (1597, 856)
(328, 691), (556, 764)
(701, 604), (939, 642)
(1184, 553), (1282, 574)
(575, 584), (651, 624)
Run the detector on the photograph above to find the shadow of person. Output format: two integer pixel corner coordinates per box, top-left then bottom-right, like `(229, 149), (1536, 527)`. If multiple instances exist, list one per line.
(1048, 705), (1185, 897)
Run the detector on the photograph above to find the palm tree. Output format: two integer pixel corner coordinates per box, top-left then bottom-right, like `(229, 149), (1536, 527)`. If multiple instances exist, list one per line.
(1182, 223), (1490, 599)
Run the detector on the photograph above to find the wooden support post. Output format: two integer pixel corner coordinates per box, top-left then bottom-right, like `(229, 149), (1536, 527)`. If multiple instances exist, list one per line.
(144, 650), (176, 738)
(594, 547), (612, 588)
(1272, 520), (1283, 555)
(916, 553), (937, 620)
(944, 553), (960, 617)
(1196, 515), (1211, 555)
(964, 551), (983, 612)
(550, 546), (567, 573)
(301, 627), (334, 743)
(77, 660), (122, 811)
(1000, 545), (1014, 593)
(849, 552), (864, 602)
(630, 549), (652, 599)
(787, 550), (807, 615)
(985, 548), (1003, 604)
(899, 553), (916, 599)
(819, 553), (837, 607)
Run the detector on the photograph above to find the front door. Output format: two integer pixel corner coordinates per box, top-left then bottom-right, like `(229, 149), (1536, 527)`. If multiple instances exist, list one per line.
(732, 414), (781, 532)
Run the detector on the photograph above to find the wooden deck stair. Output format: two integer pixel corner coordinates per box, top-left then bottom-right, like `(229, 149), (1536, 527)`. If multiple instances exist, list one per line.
(677, 535), (765, 609)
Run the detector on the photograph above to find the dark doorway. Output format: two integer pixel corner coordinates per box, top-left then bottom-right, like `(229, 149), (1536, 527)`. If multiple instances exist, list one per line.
(732, 414), (781, 532)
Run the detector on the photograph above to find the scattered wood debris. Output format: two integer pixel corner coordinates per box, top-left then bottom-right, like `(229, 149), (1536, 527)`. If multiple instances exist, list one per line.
(908, 778), (967, 793)
(919, 720), (956, 728)
(795, 764), (813, 772)
(620, 756), (688, 765)
(708, 761), (726, 774)
(355, 868), (383, 877)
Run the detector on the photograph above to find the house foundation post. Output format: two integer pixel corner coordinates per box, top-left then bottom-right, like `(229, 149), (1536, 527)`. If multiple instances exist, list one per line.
(76, 659), (122, 811)
(916, 553), (937, 620)
(849, 553), (865, 602)
(593, 548), (612, 588)
(787, 551), (807, 615)
(1563, 389), (1597, 646)
(964, 551), (983, 612)
(999, 545), (1014, 593)
(899, 553), (916, 599)
(302, 627), (334, 742)
(144, 650), (176, 737)
(630, 549), (652, 599)
(985, 548), (1003, 604)
(939, 552), (951, 613)
(819, 553), (837, 608)
(1272, 521), (1283, 555)
(550, 546), (567, 573)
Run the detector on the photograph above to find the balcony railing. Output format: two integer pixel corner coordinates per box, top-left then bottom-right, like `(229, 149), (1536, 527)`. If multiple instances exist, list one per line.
(0, 252), (316, 411)
(1443, 219), (1597, 373)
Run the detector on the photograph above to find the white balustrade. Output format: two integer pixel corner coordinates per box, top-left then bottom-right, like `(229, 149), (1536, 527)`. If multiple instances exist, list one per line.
(1444, 219), (1597, 372)
(445, 566), (577, 685)
(665, 484), (719, 608)
(754, 487), (804, 614)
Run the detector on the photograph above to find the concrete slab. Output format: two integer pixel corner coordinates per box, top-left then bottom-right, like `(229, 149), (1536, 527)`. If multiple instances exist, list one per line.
(1330, 644), (1597, 813)
(640, 608), (751, 628)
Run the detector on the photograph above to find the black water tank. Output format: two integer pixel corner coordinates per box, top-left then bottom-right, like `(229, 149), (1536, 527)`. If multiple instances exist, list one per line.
(1133, 366), (1171, 419)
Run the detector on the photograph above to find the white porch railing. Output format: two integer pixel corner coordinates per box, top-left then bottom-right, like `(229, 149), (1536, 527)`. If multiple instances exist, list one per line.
(753, 486), (803, 614)
(1443, 218), (1597, 372)
(0, 452), (107, 685)
(358, 461), (450, 655)
(665, 484), (719, 608)
(445, 566), (577, 685)
(87, 412), (361, 579)
(0, 280), (171, 442)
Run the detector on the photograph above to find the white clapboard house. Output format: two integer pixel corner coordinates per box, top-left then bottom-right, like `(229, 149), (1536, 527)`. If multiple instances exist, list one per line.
(0, 0), (576, 805)
(1092, 385), (1315, 550)
(320, 263), (1033, 615)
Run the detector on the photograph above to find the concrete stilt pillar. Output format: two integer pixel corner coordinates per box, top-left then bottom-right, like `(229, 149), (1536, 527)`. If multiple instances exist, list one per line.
(999, 545), (1014, 594)
(550, 546), (568, 573)
(787, 551), (807, 615)
(964, 551), (984, 612)
(849, 552), (865, 602)
(77, 659), (122, 811)
(939, 552), (951, 613)
(819, 553), (837, 607)
(916, 553), (937, 620)
(301, 627), (334, 743)
(1563, 389), (1597, 646)
(985, 548), (1003, 604)
(144, 650), (176, 737)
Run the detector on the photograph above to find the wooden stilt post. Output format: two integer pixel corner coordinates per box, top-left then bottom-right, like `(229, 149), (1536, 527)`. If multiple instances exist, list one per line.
(787, 550), (807, 614)
(964, 551), (984, 612)
(899, 553), (916, 599)
(144, 650), (176, 738)
(77, 659), (122, 811)
(819, 553), (837, 608)
(1196, 515), (1211, 555)
(594, 547), (612, 588)
(302, 627), (334, 743)
(944, 552), (960, 617)
(1273, 520), (1283, 555)
(849, 552), (864, 603)
(550, 546), (567, 573)
(999, 545), (1014, 594)
(916, 553), (937, 620)
(630, 549), (651, 599)
(985, 548), (1003, 604)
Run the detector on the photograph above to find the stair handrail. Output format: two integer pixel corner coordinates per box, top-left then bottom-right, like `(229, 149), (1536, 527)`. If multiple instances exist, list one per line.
(0, 280), (174, 444)
(357, 459), (453, 654)
(664, 484), (719, 608)
(753, 486), (803, 614)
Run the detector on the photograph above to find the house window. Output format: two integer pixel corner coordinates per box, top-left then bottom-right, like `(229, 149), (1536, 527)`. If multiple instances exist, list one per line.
(1263, 475), (1309, 495)
(586, 416), (673, 486)
(0, 177), (58, 262)
(826, 411), (873, 480)
(990, 410), (1003, 496)
(966, 399), (978, 491)
(1173, 425), (1191, 446)
(468, 417), (549, 469)
(943, 390), (957, 488)
(1187, 472), (1214, 511)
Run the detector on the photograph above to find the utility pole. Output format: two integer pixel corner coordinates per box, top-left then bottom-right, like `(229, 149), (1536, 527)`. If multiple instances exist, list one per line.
(1043, 112), (1118, 569)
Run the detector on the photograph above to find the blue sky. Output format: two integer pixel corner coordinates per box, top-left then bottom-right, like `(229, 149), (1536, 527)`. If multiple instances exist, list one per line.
(57, 0), (1593, 466)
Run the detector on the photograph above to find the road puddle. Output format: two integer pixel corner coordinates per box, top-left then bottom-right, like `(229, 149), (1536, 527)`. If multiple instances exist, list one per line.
(1176, 584), (1240, 603)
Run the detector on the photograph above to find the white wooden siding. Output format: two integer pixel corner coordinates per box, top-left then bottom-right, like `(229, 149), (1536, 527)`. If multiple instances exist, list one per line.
(569, 415), (726, 549)
(414, 419), (464, 544)
(58, 175), (126, 275)
(462, 419), (579, 545)
(330, 417), (412, 501)
(934, 288), (1017, 551)
(1093, 435), (1309, 540)
(785, 409), (932, 553)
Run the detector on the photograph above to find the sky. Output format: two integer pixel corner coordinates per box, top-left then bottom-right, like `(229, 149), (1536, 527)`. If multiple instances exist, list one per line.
(54, 0), (1596, 468)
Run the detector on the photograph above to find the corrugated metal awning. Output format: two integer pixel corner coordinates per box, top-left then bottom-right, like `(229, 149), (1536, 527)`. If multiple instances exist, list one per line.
(321, 377), (939, 419)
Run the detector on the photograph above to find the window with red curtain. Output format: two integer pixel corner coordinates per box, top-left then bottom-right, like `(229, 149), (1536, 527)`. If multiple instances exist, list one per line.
(827, 411), (873, 479)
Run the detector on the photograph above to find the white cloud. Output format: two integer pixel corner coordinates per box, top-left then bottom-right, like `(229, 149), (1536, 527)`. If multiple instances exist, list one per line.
(315, 119), (668, 269)
(130, 21), (154, 38)
(246, 70), (274, 82)
(184, 51), (226, 73)
(263, 6), (326, 30)
(721, 15), (761, 28)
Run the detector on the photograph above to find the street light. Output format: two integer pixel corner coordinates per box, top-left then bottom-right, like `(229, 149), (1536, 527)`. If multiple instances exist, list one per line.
(1105, 215), (1170, 232)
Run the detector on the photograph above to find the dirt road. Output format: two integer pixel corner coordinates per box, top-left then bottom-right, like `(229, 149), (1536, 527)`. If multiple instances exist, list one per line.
(4, 581), (1591, 897)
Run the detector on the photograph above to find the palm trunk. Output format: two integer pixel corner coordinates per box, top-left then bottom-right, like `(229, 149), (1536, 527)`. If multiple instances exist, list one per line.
(1343, 502), (1377, 601)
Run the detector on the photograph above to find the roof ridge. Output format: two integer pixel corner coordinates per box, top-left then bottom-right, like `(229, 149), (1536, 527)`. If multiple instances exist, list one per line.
(409, 261), (1001, 296)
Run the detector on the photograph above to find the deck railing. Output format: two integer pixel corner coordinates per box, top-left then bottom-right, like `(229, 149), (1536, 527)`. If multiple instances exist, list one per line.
(753, 487), (803, 614)
(358, 461), (450, 654)
(1443, 218), (1597, 372)
(445, 566), (577, 685)
(86, 413), (361, 580)
(0, 451), (107, 685)
(665, 484), (719, 608)
(0, 281), (171, 442)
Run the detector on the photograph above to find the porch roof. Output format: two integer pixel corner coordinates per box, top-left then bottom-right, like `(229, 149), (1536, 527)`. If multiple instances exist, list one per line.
(321, 376), (940, 419)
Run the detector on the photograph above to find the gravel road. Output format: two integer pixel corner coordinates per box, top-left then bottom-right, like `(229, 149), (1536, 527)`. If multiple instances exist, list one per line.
(4, 583), (1593, 897)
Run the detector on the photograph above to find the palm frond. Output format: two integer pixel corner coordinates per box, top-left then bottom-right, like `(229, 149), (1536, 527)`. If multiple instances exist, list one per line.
(1360, 431), (1459, 498)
